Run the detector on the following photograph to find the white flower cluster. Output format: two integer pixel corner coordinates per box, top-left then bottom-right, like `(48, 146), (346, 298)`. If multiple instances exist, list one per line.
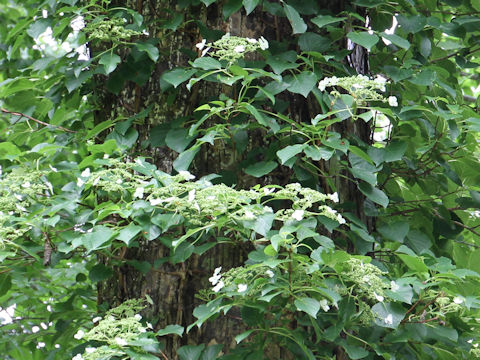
(195, 33), (269, 62)
(209, 267), (224, 292)
(317, 74), (398, 107)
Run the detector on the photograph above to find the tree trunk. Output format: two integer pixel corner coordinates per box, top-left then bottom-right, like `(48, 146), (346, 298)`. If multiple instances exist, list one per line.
(94, 1), (372, 358)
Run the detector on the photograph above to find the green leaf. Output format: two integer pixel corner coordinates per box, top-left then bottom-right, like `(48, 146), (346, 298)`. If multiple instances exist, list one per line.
(116, 223), (143, 246)
(235, 329), (255, 344)
(380, 32), (411, 50)
(99, 53), (121, 75)
(178, 345), (205, 360)
(74, 226), (115, 254)
(397, 253), (429, 273)
(358, 183), (389, 208)
(283, 3), (308, 34)
(311, 15), (346, 28)
(244, 161), (278, 177)
(298, 33), (330, 52)
(156, 324), (184, 336)
(243, 0), (260, 15)
(244, 103), (267, 126)
(384, 141), (407, 162)
(378, 221), (409, 243)
(396, 14), (427, 33)
(223, 0), (243, 18)
(266, 51), (298, 74)
(89, 263), (114, 283)
(287, 71), (317, 97)
(162, 68), (197, 88)
(372, 302), (405, 329)
(26, 19), (50, 38)
(294, 297), (320, 318)
(347, 31), (379, 50)
(0, 142), (22, 160)
(173, 146), (200, 171)
(277, 144), (305, 164)
(201, 0), (217, 6)
(135, 42), (159, 62)
(192, 57), (222, 70)
(304, 145), (334, 161)
(165, 128), (194, 153)
(343, 344), (369, 359)
(0, 275), (12, 296)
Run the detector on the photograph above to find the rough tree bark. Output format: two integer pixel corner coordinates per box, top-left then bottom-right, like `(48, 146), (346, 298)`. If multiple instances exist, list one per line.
(94, 1), (371, 358)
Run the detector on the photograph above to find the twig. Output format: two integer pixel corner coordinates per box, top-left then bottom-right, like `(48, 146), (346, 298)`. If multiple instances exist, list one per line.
(0, 108), (76, 133)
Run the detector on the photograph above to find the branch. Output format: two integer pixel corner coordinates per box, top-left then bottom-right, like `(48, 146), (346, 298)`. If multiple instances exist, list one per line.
(0, 108), (76, 133)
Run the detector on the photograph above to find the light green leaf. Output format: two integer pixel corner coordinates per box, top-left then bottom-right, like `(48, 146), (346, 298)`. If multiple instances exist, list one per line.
(173, 146), (200, 171)
(378, 221), (409, 243)
(311, 15), (346, 28)
(156, 324), (184, 336)
(192, 57), (222, 70)
(235, 329), (255, 344)
(162, 68), (197, 88)
(397, 253), (429, 273)
(380, 32), (410, 50)
(116, 223), (143, 246)
(343, 344), (369, 359)
(294, 297), (320, 318)
(244, 161), (278, 177)
(287, 71), (317, 98)
(283, 3), (307, 34)
(347, 31), (379, 50)
(0, 142), (22, 160)
(135, 42), (159, 62)
(99, 53), (121, 75)
(277, 144), (305, 164)
(243, 0), (260, 15)
(244, 103), (267, 126)
(358, 183), (389, 208)
(304, 145), (334, 161)
(78, 226), (115, 254)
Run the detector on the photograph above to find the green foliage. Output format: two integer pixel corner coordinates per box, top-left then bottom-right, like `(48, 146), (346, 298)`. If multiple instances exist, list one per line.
(1, 0), (480, 359)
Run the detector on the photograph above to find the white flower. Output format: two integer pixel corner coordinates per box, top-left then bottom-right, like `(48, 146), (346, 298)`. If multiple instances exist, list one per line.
(22, 181), (31, 188)
(209, 267), (222, 285)
(352, 83), (364, 89)
(264, 206), (273, 213)
(374, 75), (387, 84)
(330, 192), (339, 203)
(337, 215), (346, 224)
(73, 329), (85, 339)
(72, 354), (83, 360)
(362, 275), (371, 284)
(330, 76), (339, 85)
(103, 154), (109, 159)
(318, 79), (327, 91)
(32, 326), (40, 333)
(247, 38), (257, 44)
(147, 322), (153, 329)
(234, 45), (245, 53)
(133, 187), (144, 199)
(149, 198), (162, 206)
(384, 313), (393, 325)
(214, 266), (222, 275)
(142, 30), (149, 36)
(194, 201), (201, 213)
(291, 209), (304, 221)
(244, 210), (256, 220)
(188, 189), (196, 202)
(453, 296), (463, 304)
(92, 316), (102, 323)
(388, 96), (398, 107)
(263, 188), (275, 195)
(85, 347), (96, 354)
(116, 179), (123, 184)
(390, 281), (400, 291)
(81, 168), (91, 178)
(319, 299), (330, 312)
(374, 292), (384, 302)
(76, 178), (85, 187)
(178, 170), (195, 180)
(259, 36), (269, 50)
(265, 270), (274, 278)
(36, 341), (46, 349)
(201, 46), (211, 57)
(115, 337), (128, 346)
(212, 280), (224, 293)
(237, 284), (248, 293)
(196, 39), (206, 50)
(70, 16), (85, 31)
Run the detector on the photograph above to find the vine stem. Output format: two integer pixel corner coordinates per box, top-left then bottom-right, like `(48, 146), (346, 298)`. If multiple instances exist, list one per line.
(0, 108), (76, 133)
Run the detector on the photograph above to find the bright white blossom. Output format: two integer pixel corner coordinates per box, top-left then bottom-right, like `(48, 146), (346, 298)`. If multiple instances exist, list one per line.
(259, 36), (269, 50)
(212, 280), (224, 293)
(265, 270), (274, 278)
(263, 187), (275, 195)
(388, 96), (398, 107)
(292, 209), (305, 221)
(76, 178), (85, 187)
(115, 337), (128, 346)
(116, 179), (123, 184)
(201, 46), (211, 57)
(133, 187), (144, 199)
(209, 267), (222, 285)
(237, 284), (248, 293)
(196, 39), (206, 50)
(149, 198), (163, 206)
(246, 38), (257, 44)
(134, 314), (142, 321)
(92, 316), (102, 323)
(73, 329), (85, 339)
(72, 354), (83, 360)
(384, 313), (393, 325)
(374, 292), (384, 302)
(319, 299), (330, 312)
(85, 347), (96, 354)
(453, 297), (463, 304)
(22, 181), (31, 188)
(188, 189), (196, 202)
(178, 170), (195, 180)
(330, 192), (339, 203)
(81, 168), (91, 178)
(244, 210), (256, 220)
(234, 45), (245, 53)
(390, 281), (400, 291)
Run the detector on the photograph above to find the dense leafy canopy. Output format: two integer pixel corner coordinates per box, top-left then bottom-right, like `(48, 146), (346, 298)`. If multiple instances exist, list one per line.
(1, 0), (480, 359)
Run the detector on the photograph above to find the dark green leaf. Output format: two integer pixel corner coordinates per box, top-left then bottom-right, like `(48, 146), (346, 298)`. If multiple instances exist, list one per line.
(283, 3), (307, 34)
(277, 144), (305, 164)
(243, 0), (260, 15)
(162, 68), (197, 88)
(294, 297), (320, 318)
(244, 161), (278, 177)
(347, 32), (379, 50)
(358, 183), (389, 208)
(99, 53), (121, 75)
